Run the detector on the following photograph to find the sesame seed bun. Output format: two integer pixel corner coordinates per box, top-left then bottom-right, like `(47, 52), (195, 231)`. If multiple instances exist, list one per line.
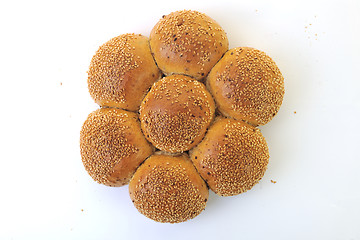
(139, 74), (215, 153)
(207, 47), (285, 126)
(129, 153), (208, 223)
(150, 10), (228, 80)
(88, 33), (161, 112)
(190, 117), (269, 196)
(80, 108), (154, 187)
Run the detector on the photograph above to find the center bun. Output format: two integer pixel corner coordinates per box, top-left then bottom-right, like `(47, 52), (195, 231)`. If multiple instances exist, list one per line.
(139, 74), (215, 153)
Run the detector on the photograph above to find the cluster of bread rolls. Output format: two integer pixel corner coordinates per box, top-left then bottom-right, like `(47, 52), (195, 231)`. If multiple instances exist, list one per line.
(80, 10), (284, 223)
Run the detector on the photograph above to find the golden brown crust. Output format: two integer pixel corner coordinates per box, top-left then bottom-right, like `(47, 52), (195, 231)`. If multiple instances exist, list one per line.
(80, 108), (154, 187)
(129, 153), (208, 223)
(150, 10), (228, 80)
(139, 74), (215, 153)
(207, 47), (285, 126)
(190, 117), (269, 196)
(88, 34), (161, 112)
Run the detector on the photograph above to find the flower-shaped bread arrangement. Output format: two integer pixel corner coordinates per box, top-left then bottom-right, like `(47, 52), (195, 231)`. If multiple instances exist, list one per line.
(80, 10), (284, 223)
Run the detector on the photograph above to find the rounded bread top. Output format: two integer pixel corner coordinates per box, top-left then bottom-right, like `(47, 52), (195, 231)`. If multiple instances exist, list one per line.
(88, 33), (161, 111)
(190, 117), (269, 196)
(129, 153), (208, 223)
(207, 47), (285, 126)
(140, 74), (215, 153)
(150, 10), (228, 80)
(80, 108), (153, 187)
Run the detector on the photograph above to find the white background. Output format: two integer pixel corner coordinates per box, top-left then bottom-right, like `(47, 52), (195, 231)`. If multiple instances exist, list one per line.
(0, 0), (359, 239)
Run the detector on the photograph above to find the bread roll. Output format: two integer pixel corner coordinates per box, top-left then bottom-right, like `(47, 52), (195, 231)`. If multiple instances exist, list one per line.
(207, 47), (285, 126)
(80, 108), (153, 187)
(129, 153), (208, 223)
(150, 10), (228, 80)
(190, 117), (269, 196)
(88, 33), (161, 112)
(139, 74), (215, 153)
